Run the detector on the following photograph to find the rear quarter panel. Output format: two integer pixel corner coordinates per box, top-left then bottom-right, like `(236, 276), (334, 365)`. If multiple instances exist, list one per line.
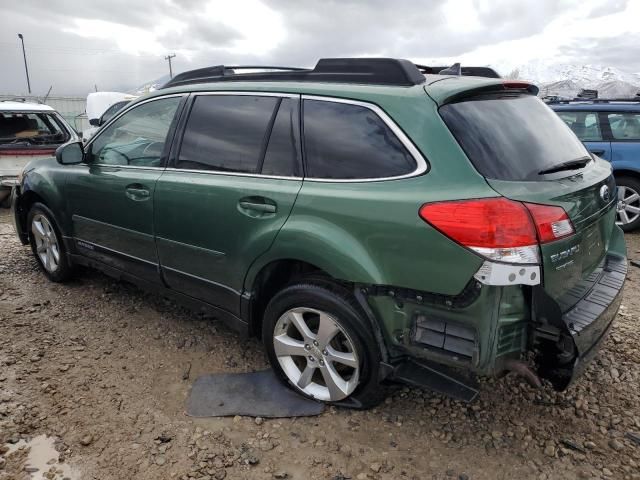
(246, 92), (499, 296)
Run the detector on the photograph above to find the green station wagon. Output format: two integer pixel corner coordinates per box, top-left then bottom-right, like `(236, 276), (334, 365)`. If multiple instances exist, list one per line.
(11, 59), (627, 407)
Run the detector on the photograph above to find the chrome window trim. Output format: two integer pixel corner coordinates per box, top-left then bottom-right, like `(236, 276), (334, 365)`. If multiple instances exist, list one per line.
(301, 94), (428, 183)
(81, 164), (166, 171)
(164, 168), (302, 181)
(85, 93), (186, 167)
(193, 91), (298, 99)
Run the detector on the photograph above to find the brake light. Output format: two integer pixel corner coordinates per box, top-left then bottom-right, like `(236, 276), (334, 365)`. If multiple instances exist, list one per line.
(502, 81), (532, 90)
(419, 198), (574, 264)
(524, 202), (574, 243)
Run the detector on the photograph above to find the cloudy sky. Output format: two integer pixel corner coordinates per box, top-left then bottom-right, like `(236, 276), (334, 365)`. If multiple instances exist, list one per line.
(1, 0), (639, 96)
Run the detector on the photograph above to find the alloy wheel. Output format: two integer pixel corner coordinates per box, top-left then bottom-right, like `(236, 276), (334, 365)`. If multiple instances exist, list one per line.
(31, 214), (60, 273)
(616, 185), (640, 226)
(273, 307), (360, 401)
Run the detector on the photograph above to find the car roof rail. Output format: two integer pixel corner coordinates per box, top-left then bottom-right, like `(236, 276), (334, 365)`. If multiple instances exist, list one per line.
(415, 64), (501, 78)
(161, 58), (429, 89)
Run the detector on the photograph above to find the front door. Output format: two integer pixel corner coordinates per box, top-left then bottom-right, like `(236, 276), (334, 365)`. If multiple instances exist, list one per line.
(65, 95), (184, 282)
(154, 93), (303, 315)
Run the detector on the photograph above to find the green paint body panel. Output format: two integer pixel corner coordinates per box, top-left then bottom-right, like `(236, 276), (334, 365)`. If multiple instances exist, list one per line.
(154, 171), (303, 314)
(14, 74), (627, 385)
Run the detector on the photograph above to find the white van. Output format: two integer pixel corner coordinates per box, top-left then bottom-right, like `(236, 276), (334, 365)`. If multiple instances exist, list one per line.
(83, 92), (137, 142)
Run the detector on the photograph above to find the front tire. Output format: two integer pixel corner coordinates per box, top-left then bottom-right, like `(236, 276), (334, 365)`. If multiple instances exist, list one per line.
(263, 280), (384, 408)
(615, 176), (640, 232)
(27, 203), (73, 282)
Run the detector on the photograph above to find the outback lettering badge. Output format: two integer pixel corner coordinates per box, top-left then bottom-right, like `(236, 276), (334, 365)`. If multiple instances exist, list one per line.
(551, 244), (580, 265)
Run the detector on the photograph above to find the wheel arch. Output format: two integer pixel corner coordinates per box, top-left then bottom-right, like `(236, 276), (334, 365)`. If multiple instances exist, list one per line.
(613, 168), (640, 181)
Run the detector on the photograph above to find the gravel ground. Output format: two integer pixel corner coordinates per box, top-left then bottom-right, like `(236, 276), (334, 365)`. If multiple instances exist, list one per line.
(1, 208), (639, 480)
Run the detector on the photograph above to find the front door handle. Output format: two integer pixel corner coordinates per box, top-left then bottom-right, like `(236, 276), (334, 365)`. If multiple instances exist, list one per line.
(239, 201), (276, 213)
(125, 183), (150, 201)
(589, 149), (605, 156)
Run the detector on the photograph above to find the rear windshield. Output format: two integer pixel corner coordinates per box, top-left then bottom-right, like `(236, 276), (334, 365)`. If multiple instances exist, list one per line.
(440, 95), (590, 181)
(0, 112), (70, 147)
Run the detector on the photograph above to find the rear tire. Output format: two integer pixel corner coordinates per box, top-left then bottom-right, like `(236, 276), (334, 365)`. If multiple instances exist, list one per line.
(27, 203), (73, 282)
(262, 280), (385, 409)
(615, 176), (640, 232)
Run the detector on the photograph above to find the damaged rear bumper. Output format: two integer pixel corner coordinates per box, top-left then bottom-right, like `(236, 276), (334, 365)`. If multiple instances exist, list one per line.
(537, 251), (627, 390)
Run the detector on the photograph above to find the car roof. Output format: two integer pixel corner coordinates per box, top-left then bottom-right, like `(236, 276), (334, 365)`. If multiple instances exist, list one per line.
(549, 102), (640, 112)
(0, 101), (56, 112)
(143, 74), (508, 107)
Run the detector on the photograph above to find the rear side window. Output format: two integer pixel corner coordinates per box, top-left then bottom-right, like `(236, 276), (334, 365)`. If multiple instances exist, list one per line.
(556, 111), (603, 141)
(440, 95), (590, 181)
(302, 100), (416, 179)
(177, 95), (278, 173)
(607, 113), (640, 140)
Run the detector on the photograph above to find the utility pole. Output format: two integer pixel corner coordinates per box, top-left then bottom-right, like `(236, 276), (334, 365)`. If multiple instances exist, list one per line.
(165, 54), (176, 78)
(17, 33), (31, 94)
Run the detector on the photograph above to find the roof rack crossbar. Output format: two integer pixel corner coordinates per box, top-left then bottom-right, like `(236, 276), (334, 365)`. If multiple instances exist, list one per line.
(162, 58), (430, 89)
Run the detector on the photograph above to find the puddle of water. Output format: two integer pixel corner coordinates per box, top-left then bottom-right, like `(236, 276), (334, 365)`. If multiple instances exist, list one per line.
(5, 434), (79, 480)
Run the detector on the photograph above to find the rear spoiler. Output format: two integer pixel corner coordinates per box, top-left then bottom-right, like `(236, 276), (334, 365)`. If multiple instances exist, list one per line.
(439, 81), (539, 105)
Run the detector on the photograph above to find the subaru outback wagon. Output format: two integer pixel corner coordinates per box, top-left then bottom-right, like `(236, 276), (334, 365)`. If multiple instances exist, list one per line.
(11, 59), (627, 407)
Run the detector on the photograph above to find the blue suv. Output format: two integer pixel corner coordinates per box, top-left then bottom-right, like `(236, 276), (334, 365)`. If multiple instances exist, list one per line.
(550, 99), (640, 231)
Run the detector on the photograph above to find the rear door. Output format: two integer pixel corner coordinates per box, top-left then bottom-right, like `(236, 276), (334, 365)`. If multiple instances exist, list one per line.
(154, 93), (303, 315)
(605, 111), (640, 168)
(440, 94), (617, 312)
(555, 110), (612, 160)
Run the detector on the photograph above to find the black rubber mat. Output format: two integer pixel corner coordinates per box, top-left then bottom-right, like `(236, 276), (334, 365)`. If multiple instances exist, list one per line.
(185, 369), (325, 418)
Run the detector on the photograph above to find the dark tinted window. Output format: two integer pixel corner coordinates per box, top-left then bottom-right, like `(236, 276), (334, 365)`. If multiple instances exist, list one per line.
(261, 98), (300, 176)
(303, 100), (416, 179)
(440, 95), (590, 181)
(556, 111), (603, 141)
(177, 95), (278, 173)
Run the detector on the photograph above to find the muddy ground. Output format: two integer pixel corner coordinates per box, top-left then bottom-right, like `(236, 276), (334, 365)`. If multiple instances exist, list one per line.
(0, 208), (639, 480)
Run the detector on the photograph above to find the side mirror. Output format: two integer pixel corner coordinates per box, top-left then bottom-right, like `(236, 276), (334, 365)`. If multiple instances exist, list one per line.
(56, 142), (84, 165)
(89, 118), (100, 126)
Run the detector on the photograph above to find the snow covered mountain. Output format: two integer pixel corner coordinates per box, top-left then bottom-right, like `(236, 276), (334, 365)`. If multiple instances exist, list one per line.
(501, 61), (640, 99)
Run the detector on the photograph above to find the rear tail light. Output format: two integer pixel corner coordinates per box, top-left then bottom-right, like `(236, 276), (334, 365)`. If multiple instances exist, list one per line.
(523, 202), (574, 243)
(419, 198), (574, 264)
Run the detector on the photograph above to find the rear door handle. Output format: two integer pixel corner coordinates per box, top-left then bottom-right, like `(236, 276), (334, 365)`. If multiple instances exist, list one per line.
(125, 183), (150, 201)
(239, 201), (276, 213)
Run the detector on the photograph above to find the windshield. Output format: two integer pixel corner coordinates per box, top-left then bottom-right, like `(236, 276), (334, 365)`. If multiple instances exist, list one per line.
(0, 112), (70, 147)
(440, 94), (590, 181)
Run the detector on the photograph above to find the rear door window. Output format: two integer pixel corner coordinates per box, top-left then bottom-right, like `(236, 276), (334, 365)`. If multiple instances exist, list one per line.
(607, 113), (640, 140)
(302, 99), (416, 179)
(177, 95), (279, 173)
(440, 95), (591, 181)
(556, 111), (603, 141)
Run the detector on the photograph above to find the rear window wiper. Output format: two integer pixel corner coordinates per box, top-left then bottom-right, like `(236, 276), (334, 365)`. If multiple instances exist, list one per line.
(538, 157), (591, 175)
